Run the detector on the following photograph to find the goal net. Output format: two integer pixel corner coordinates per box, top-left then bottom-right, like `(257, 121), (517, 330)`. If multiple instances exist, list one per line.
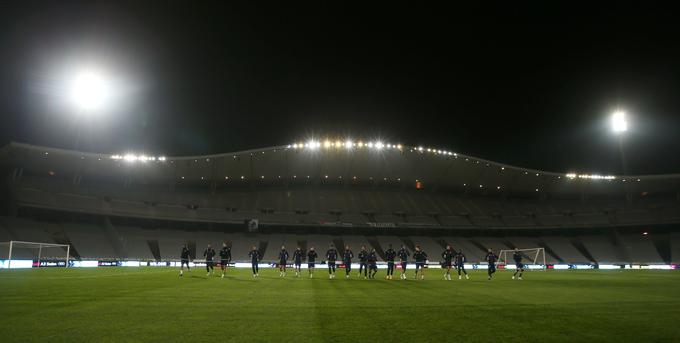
(498, 248), (546, 270)
(0, 241), (70, 268)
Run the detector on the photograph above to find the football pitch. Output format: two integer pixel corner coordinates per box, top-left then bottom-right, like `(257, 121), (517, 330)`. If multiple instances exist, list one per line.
(1, 268), (679, 342)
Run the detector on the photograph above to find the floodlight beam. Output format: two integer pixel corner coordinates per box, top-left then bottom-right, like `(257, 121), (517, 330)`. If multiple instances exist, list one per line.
(612, 111), (627, 133)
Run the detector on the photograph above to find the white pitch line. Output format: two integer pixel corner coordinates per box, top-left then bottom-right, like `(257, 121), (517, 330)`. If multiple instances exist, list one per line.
(0, 269), (173, 280)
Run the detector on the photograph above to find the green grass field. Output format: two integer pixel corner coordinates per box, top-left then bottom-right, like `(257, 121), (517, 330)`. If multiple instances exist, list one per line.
(1, 267), (679, 342)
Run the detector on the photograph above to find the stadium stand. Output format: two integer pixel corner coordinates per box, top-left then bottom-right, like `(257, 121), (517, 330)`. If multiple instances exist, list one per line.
(343, 235), (371, 251)
(0, 215), (674, 264)
(440, 236), (487, 262)
(504, 236), (561, 264)
(306, 234), (335, 254)
(115, 225), (155, 260)
(439, 215), (473, 227)
(375, 235), (404, 253)
(61, 222), (117, 259)
(409, 236), (441, 257)
(617, 234), (663, 263)
(580, 235), (622, 263)
(405, 215), (438, 225)
(538, 236), (590, 263)
(0, 217), (54, 243)
(502, 215), (535, 227)
(471, 236), (512, 254)
(671, 232), (680, 264)
(0, 142), (678, 264)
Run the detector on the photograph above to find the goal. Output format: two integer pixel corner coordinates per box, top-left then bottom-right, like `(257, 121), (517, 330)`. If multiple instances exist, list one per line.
(0, 241), (70, 268)
(498, 248), (546, 270)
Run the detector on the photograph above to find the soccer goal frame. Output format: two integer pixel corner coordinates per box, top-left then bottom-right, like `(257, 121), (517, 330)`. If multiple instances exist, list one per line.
(498, 248), (546, 270)
(0, 241), (70, 268)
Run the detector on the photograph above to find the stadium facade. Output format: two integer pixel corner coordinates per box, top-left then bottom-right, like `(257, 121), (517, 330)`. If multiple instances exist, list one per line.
(1, 141), (679, 265)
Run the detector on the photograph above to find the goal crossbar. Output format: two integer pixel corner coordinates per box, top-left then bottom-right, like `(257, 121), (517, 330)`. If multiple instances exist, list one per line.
(497, 248), (546, 270)
(0, 241), (70, 268)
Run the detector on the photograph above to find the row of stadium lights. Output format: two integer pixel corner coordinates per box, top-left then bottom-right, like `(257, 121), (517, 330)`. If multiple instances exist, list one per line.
(43, 143), (639, 184)
(110, 154), (167, 162)
(285, 140), (634, 183)
(289, 140), (405, 151)
(285, 141), (626, 180)
(43, 151), (169, 162)
(565, 173), (640, 182)
(287, 139), (462, 157)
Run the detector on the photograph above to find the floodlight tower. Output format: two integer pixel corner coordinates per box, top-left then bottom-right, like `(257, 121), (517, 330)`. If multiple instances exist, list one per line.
(611, 110), (628, 175)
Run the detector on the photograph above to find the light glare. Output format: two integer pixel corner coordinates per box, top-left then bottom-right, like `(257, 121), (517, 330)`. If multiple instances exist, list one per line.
(70, 69), (110, 112)
(612, 111), (628, 133)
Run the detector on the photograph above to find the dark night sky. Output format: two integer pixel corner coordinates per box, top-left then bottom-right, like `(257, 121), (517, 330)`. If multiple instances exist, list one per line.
(1, 2), (680, 175)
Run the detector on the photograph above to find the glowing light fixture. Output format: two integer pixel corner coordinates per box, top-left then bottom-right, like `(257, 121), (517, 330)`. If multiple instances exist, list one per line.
(612, 110), (628, 133)
(69, 68), (111, 113)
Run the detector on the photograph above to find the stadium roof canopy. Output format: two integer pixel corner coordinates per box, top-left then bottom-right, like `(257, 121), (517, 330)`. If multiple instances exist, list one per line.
(1, 142), (679, 196)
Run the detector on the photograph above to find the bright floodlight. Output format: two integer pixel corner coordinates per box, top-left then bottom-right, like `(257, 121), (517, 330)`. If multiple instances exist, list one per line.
(307, 140), (319, 150)
(70, 69), (110, 112)
(611, 111), (627, 133)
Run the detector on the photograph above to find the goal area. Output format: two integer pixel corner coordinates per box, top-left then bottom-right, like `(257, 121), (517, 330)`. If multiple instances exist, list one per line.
(498, 248), (546, 270)
(0, 241), (70, 268)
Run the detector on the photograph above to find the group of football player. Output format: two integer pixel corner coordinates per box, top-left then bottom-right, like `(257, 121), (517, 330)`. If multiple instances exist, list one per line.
(179, 243), (526, 280)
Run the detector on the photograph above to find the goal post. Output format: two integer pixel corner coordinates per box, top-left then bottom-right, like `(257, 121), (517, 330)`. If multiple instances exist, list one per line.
(498, 248), (546, 270)
(0, 241), (70, 268)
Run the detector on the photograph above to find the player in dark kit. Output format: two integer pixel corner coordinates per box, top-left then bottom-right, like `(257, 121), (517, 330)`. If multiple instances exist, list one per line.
(455, 250), (469, 280)
(307, 247), (318, 278)
(204, 244), (216, 276)
(397, 245), (410, 280)
(343, 245), (354, 279)
(293, 247), (304, 277)
(512, 248), (524, 280)
(441, 245), (454, 280)
(278, 246), (289, 277)
(249, 246), (260, 277)
(384, 244), (397, 280)
(367, 249), (378, 279)
(358, 246), (369, 279)
(179, 244), (192, 277)
(485, 248), (498, 280)
(326, 244), (339, 279)
(413, 245), (428, 280)
(219, 242), (231, 278)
